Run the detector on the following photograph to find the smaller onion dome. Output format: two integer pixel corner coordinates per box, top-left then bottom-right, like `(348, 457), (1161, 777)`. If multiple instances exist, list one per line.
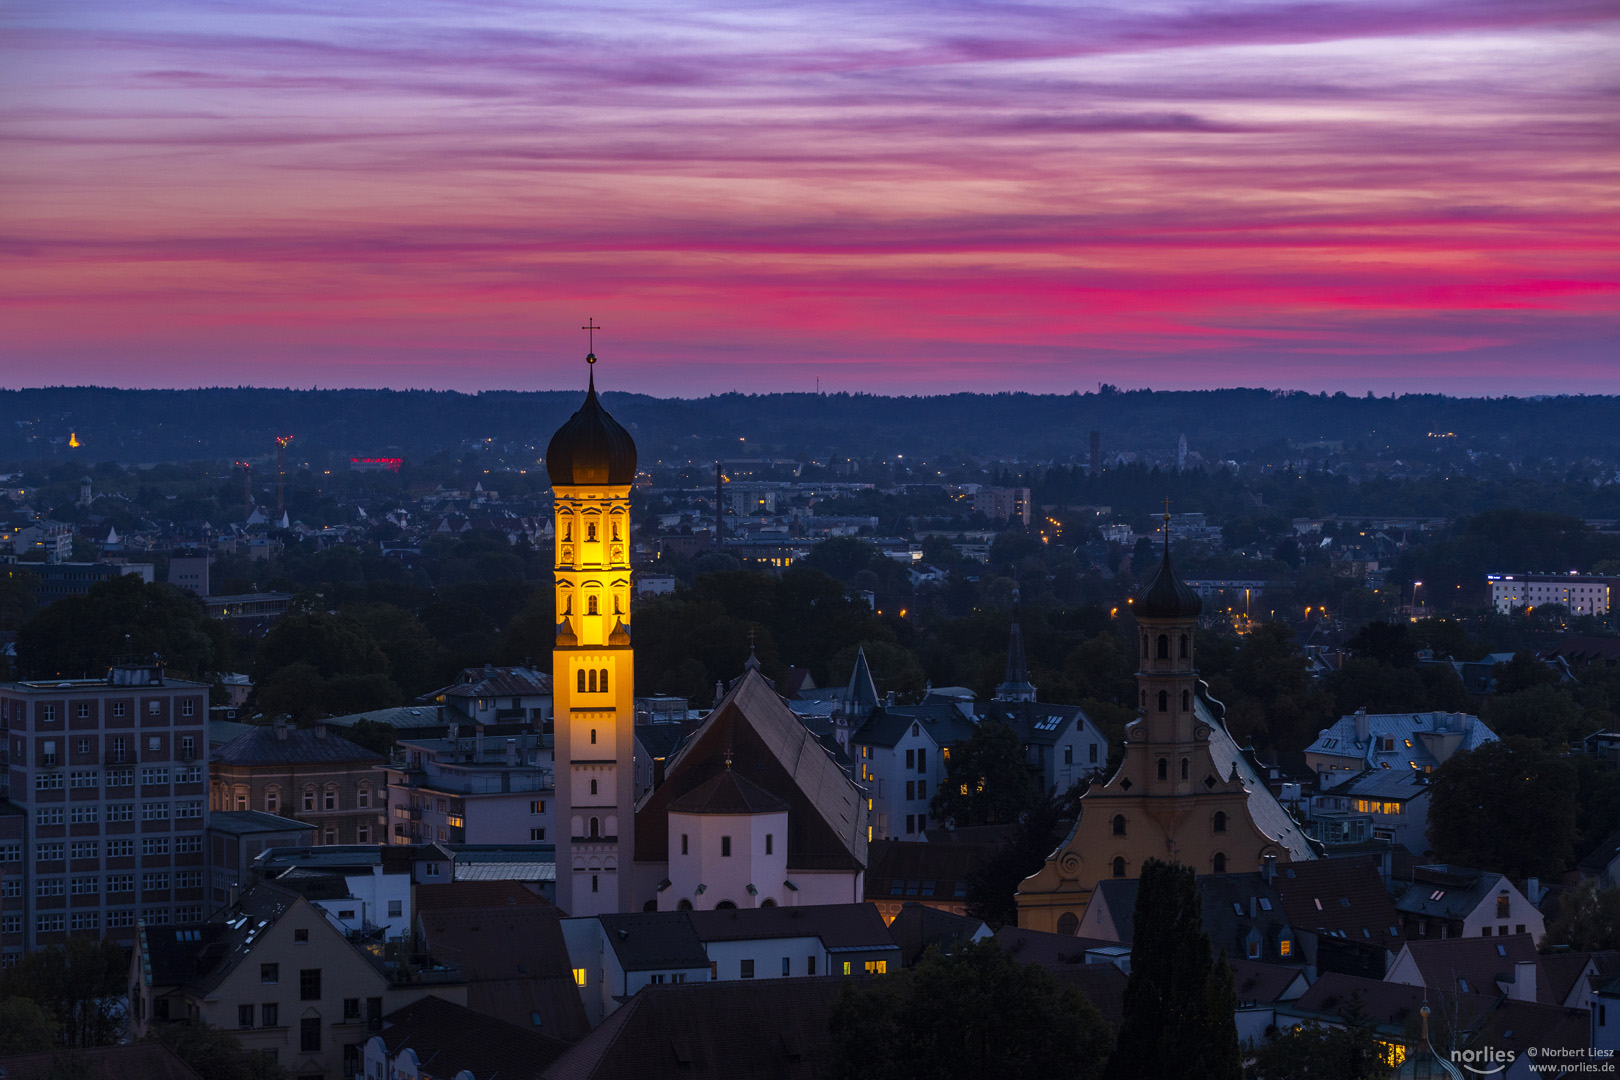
(1134, 517), (1203, 620)
(545, 361), (637, 487)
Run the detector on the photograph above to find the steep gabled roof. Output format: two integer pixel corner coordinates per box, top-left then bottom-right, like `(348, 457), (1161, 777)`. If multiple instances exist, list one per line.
(541, 977), (847, 1080)
(842, 646), (879, 714)
(1393, 933), (1538, 997)
(636, 668), (866, 872)
(1272, 855), (1403, 951)
(851, 704), (977, 750)
(379, 994), (569, 1078)
(666, 769), (789, 815)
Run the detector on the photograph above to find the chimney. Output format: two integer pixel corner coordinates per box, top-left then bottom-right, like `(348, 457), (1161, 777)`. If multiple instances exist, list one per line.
(505, 738), (517, 767)
(1510, 959), (1537, 1002)
(1262, 854), (1277, 884)
(1354, 708), (1370, 745)
(653, 757), (667, 790)
(314, 724), (327, 740)
(886, 690), (896, 707)
(274, 716), (289, 741)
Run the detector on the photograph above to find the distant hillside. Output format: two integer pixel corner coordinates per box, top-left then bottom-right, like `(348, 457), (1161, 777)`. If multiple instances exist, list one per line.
(1, 386), (1617, 466)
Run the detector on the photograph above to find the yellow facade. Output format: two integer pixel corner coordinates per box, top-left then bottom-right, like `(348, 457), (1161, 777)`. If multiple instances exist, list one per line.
(1017, 560), (1297, 933)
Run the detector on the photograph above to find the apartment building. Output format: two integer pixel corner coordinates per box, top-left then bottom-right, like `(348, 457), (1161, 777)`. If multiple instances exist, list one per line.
(0, 660), (210, 960)
(210, 719), (386, 845)
(1488, 573), (1616, 616)
(385, 730), (553, 846)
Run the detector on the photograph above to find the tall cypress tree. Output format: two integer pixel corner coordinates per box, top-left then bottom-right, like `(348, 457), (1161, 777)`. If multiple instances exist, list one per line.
(1104, 858), (1241, 1080)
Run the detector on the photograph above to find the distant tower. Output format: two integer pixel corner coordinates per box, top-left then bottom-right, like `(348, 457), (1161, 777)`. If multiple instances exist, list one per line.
(78, 475), (92, 508)
(994, 592), (1037, 703)
(1089, 431), (1101, 477)
(1177, 434), (1188, 473)
(834, 645), (880, 750)
(235, 462), (254, 515)
(547, 341), (637, 916)
(275, 435), (294, 512)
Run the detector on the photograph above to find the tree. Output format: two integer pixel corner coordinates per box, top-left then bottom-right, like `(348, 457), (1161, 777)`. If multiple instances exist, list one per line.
(1250, 1010), (1388, 1080)
(964, 786), (1081, 927)
(1344, 621), (1418, 667)
(824, 939), (1112, 1080)
(15, 575), (223, 680)
(931, 720), (1040, 827)
(249, 611), (400, 721)
(1428, 737), (1577, 880)
(1546, 881), (1620, 952)
(0, 937), (128, 1048)
(1485, 685), (1589, 749)
(149, 1022), (292, 1080)
(1105, 859), (1241, 1080)
(0, 995), (58, 1053)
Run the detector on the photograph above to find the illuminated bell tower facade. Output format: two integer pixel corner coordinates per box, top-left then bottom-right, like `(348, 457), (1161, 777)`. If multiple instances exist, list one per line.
(547, 352), (637, 916)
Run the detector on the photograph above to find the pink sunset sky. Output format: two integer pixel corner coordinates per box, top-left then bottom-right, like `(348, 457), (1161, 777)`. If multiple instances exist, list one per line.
(2, 0), (1617, 396)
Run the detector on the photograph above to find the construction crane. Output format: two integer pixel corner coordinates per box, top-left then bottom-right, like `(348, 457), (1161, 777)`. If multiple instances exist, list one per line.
(275, 435), (294, 513)
(233, 461), (253, 515)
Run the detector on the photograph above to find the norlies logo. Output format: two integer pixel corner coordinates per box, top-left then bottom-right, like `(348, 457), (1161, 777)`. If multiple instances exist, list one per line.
(1451, 1047), (1515, 1075)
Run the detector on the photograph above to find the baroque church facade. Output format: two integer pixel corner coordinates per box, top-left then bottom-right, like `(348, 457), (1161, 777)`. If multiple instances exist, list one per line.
(1016, 522), (1316, 933)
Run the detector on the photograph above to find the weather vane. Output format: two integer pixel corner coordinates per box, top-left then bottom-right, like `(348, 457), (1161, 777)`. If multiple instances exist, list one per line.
(582, 318), (600, 361)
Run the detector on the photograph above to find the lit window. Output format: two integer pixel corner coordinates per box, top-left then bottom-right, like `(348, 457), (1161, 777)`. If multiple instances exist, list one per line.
(573, 968), (586, 987)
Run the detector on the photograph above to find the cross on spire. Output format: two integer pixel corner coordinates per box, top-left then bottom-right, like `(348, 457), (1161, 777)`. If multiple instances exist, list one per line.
(581, 318), (600, 360)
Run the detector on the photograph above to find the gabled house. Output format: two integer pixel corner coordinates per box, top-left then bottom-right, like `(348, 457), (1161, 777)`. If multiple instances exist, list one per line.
(975, 699), (1109, 798)
(851, 704), (977, 840)
(1394, 865), (1546, 943)
(1270, 855), (1404, 978)
(1306, 768), (1433, 854)
(1386, 933), (1540, 999)
(130, 883), (465, 1080)
(1080, 872), (1306, 969)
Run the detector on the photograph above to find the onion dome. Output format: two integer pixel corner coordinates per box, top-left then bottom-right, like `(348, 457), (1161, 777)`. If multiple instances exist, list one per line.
(1134, 517), (1203, 620)
(545, 360), (637, 487)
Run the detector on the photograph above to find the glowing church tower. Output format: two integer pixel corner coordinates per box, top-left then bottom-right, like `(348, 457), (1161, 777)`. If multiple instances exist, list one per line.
(547, 344), (637, 916)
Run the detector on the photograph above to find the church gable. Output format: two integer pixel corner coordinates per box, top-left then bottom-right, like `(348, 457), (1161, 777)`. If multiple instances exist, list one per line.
(635, 670), (867, 872)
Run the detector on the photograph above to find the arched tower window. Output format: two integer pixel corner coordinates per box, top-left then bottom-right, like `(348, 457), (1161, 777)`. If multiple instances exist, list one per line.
(577, 670), (586, 693)
(1112, 814), (1127, 836)
(599, 669), (609, 693)
(1157, 690), (1169, 712)
(1140, 690), (1147, 709)
(1180, 758), (1189, 781)
(1179, 634), (1190, 659)
(1213, 811), (1228, 833)
(587, 595), (598, 615)
(1157, 758), (1168, 781)
(590, 728), (597, 745)
(590, 779), (598, 796)
(1142, 635), (1149, 658)
(1212, 852), (1227, 873)
(589, 816), (600, 838)
(611, 520), (620, 541)
(1157, 634), (1169, 659)
(1112, 856), (1127, 879)
(677, 898), (693, 911)
(588, 669), (597, 693)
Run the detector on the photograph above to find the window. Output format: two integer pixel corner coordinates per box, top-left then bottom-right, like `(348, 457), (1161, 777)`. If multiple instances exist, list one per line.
(577, 670), (586, 693)
(905, 814), (915, 835)
(591, 874), (599, 893)
(1279, 939), (1293, 957)
(261, 963), (280, 984)
(1157, 690), (1168, 712)
(181, 700), (194, 718)
(1212, 853), (1227, 873)
(842, 961), (852, 976)
(148, 701), (161, 716)
(294, 928), (309, 943)
(300, 1018), (321, 1053)
(905, 749), (915, 769)
(530, 800), (546, 814)
(741, 959), (755, 979)
(356, 787), (369, 809)
(141, 837), (170, 857)
(36, 773), (62, 791)
(590, 729), (597, 745)
(76, 738), (90, 755)
(262, 1003), (278, 1027)
(721, 836), (731, 857)
(113, 702), (126, 718)
(300, 969), (321, 1000)
(77, 703), (90, 719)
(1112, 814), (1126, 836)
(70, 869), (98, 888)
(906, 780), (915, 801)
(864, 960), (888, 974)
(239, 1005), (255, 1029)
(176, 800), (202, 819)
(303, 788), (316, 812)
(141, 872), (169, 891)
(141, 802), (169, 821)
(107, 766), (131, 786)
(599, 669), (608, 694)
(766, 833), (773, 855)
(590, 779), (598, 796)
(36, 844), (64, 863)
(37, 878), (65, 897)
(1179, 634), (1189, 659)
(573, 968), (587, 986)
(1112, 856), (1126, 878)
(107, 803), (133, 822)
(176, 870), (202, 890)
(917, 748), (926, 772)
(70, 770), (98, 789)
(807, 956), (816, 976)
(106, 874), (134, 893)
(343, 998), (360, 1021)
(589, 817), (600, 839)
(106, 910), (134, 928)
(265, 789), (279, 812)
(42, 705), (56, 723)
(175, 836), (202, 855)
(530, 828), (546, 841)
(1213, 811), (1228, 834)
(70, 805), (98, 825)
(1065, 745), (1073, 765)
(782, 957), (791, 976)
(1181, 690), (1191, 712)
(681, 834), (689, 855)
(36, 914), (64, 934)
(1157, 758), (1167, 781)
(323, 788), (337, 811)
(1497, 894), (1511, 919)
(147, 736), (161, 752)
(388, 900), (402, 918)
(917, 780), (927, 800)
(1180, 758), (1189, 781)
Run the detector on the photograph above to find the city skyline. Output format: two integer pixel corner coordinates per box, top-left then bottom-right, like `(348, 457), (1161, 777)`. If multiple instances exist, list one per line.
(3, 0), (1616, 396)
